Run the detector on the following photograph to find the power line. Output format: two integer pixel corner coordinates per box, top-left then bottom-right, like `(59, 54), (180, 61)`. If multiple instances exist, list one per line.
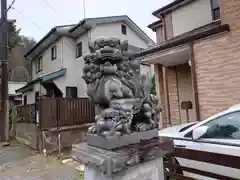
(10, 8), (76, 55)
(11, 7), (47, 33)
(42, 0), (73, 24)
(7, 0), (17, 12)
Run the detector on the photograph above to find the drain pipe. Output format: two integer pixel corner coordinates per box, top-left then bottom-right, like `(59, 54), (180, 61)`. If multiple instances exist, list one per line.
(61, 39), (64, 69)
(160, 14), (171, 127)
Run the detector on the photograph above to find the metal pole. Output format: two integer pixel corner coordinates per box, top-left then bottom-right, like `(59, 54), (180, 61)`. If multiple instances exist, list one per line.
(0, 0), (9, 142)
(83, 0), (86, 19)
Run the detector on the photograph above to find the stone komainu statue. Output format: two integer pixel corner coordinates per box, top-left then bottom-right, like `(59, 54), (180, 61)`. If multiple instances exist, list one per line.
(82, 38), (162, 137)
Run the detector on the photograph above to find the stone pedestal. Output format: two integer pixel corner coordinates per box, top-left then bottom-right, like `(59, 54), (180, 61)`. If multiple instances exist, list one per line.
(84, 157), (164, 180)
(72, 137), (173, 180)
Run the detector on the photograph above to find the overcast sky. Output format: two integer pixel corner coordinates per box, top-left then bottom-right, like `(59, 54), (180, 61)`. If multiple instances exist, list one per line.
(7, 0), (172, 42)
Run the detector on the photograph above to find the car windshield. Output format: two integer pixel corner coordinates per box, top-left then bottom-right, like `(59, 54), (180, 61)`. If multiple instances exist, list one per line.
(179, 123), (197, 132)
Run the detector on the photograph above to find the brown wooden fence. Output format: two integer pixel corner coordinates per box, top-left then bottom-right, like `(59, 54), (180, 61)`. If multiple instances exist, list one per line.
(164, 139), (240, 180)
(17, 103), (36, 124)
(39, 97), (95, 130)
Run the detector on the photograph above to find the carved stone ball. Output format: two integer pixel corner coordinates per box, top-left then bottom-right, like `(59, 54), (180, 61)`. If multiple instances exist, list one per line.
(94, 38), (121, 49)
(120, 40), (128, 51)
(144, 111), (152, 118)
(108, 38), (120, 48)
(143, 103), (152, 112)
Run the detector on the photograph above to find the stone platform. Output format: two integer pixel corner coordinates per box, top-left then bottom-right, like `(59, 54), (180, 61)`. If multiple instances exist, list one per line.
(86, 129), (158, 150)
(72, 136), (173, 179)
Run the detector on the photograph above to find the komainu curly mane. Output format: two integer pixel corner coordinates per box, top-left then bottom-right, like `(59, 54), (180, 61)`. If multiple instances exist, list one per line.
(82, 38), (141, 107)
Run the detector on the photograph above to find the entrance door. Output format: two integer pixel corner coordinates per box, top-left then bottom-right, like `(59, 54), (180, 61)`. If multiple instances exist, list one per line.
(176, 64), (196, 122)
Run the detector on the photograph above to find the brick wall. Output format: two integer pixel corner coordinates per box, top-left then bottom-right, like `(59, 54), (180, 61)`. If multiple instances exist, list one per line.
(167, 67), (181, 125)
(194, 0), (240, 119)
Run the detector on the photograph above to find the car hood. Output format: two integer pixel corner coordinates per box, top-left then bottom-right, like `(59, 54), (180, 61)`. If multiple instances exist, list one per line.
(158, 122), (197, 138)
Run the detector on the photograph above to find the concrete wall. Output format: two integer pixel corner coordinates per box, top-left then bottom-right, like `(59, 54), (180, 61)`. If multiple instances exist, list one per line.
(90, 22), (150, 48)
(22, 83), (46, 105)
(32, 38), (65, 80)
(15, 123), (91, 153)
(16, 123), (40, 150)
(30, 35), (88, 99)
(171, 0), (212, 36)
(41, 125), (90, 154)
(53, 36), (88, 97)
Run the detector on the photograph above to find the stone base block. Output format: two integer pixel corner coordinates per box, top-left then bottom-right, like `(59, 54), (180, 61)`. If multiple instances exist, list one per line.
(72, 136), (173, 178)
(86, 128), (158, 150)
(84, 157), (164, 180)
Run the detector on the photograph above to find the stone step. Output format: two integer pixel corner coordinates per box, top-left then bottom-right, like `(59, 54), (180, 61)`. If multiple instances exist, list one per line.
(62, 158), (84, 171)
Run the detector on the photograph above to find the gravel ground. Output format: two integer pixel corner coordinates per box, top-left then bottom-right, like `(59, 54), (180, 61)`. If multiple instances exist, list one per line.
(0, 142), (80, 180)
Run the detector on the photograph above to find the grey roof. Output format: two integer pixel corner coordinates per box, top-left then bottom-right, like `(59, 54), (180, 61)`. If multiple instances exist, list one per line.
(70, 15), (154, 44)
(9, 81), (26, 96)
(25, 24), (76, 58)
(25, 15), (154, 59)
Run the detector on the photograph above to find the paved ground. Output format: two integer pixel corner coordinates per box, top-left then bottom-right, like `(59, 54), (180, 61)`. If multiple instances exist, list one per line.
(0, 141), (80, 180)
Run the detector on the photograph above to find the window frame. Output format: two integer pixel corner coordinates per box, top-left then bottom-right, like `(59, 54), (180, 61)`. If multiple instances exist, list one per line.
(66, 86), (78, 98)
(121, 24), (127, 35)
(35, 56), (43, 73)
(51, 45), (57, 60)
(211, 0), (220, 21)
(76, 42), (83, 58)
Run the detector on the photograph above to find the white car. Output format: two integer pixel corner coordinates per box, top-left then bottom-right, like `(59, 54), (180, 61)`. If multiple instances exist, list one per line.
(159, 104), (240, 180)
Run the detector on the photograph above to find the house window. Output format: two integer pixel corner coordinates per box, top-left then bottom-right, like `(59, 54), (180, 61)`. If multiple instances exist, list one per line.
(66, 87), (78, 98)
(76, 42), (82, 58)
(23, 95), (27, 105)
(51, 45), (57, 60)
(121, 24), (127, 35)
(35, 56), (42, 73)
(211, 0), (220, 20)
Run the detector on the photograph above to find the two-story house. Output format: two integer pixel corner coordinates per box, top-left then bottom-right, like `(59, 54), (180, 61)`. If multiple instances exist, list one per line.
(135, 0), (240, 127)
(16, 15), (154, 104)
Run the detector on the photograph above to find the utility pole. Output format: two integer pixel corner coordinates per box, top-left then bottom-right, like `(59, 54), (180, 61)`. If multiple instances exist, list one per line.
(83, 0), (86, 19)
(0, 0), (9, 142)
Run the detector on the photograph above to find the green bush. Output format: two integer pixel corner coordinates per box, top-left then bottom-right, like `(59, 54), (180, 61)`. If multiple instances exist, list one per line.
(150, 74), (156, 95)
(79, 171), (84, 180)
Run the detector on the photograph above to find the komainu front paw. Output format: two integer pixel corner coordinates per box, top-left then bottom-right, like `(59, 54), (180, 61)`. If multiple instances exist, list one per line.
(135, 123), (151, 132)
(88, 125), (97, 134)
